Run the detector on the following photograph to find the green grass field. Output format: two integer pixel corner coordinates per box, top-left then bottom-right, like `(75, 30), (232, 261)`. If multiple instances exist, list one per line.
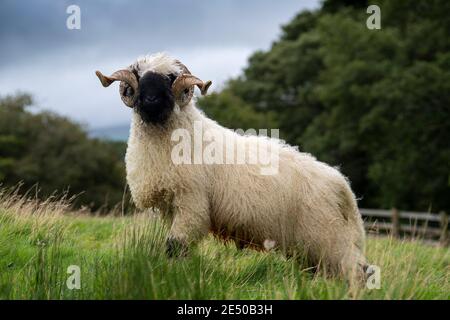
(0, 193), (448, 300)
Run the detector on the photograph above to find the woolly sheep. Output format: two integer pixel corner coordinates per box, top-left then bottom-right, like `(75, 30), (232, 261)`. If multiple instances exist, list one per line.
(96, 52), (368, 282)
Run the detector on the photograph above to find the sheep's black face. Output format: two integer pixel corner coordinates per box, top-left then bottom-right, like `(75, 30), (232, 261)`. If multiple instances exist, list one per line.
(134, 71), (176, 125)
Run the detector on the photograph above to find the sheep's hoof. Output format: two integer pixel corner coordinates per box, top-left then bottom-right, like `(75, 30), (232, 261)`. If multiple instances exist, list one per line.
(166, 238), (188, 258)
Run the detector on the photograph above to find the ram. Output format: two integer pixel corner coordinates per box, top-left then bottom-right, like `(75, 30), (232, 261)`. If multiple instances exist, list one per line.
(96, 52), (368, 282)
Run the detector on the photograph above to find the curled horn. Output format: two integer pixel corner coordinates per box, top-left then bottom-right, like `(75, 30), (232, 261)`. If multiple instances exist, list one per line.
(172, 74), (212, 99)
(173, 61), (212, 107)
(95, 69), (139, 107)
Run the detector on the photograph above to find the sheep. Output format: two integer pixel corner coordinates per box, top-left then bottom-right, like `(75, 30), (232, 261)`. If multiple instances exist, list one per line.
(96, 52), (368, 282)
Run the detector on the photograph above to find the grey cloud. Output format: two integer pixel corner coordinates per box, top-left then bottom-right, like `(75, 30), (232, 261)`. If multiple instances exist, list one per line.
(0, 0), (319, 127)
(0, 0), (318, 65)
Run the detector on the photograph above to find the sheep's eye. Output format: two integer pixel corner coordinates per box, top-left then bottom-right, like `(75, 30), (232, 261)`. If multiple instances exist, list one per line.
(125, 86), (134, 97)
(168, 73), (177, 84)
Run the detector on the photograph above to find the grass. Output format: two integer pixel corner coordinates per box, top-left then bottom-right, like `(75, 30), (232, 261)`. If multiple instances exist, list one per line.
(0, 191), (448, 300)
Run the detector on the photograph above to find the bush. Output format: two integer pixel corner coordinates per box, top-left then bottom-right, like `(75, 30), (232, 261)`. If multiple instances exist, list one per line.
(0, 93), (127, 211)
(198, 0), (450, 211)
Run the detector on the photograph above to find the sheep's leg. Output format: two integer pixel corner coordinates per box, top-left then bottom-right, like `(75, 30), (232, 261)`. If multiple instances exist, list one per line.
(166, 237), (189, 257)
(165, 194), (210, 258)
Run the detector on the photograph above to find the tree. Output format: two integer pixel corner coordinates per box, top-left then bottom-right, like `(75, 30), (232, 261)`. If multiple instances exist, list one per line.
(198, 0), (450, 211)
(0, 93), (128, 211)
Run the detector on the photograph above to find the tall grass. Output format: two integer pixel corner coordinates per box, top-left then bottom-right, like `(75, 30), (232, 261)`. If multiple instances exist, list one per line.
(0, 190), (448, 299)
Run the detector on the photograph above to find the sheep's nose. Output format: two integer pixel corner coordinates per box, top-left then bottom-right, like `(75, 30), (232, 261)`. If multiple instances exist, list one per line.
(144, 96), (159, 104)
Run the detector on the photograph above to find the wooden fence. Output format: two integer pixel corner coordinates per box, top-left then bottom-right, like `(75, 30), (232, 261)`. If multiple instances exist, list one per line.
(360, 208), (448, 246)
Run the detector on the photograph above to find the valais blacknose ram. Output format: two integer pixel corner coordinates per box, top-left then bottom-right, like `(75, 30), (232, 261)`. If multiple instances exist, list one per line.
(96, 52), (368, 281)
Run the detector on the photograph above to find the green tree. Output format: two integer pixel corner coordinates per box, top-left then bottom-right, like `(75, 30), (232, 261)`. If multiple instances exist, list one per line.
(199, 0), (450, 211)
(198, 90), (277, 130)
(0, 93), (127, 211)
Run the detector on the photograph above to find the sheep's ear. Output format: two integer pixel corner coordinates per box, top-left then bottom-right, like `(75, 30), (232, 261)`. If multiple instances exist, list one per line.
(172, 74), (212, 107)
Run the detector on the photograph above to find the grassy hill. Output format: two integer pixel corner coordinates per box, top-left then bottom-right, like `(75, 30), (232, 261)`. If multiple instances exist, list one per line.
(0, 192), (448, 300)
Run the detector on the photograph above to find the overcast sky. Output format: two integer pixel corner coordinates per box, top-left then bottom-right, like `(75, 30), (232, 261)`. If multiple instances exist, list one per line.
(0, 0), (319, 128)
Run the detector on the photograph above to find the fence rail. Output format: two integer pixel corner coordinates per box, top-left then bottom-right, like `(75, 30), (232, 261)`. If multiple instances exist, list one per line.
(360, 208), (448, 246)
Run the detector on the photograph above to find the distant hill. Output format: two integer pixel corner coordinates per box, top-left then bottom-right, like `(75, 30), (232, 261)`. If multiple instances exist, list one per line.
(90, 124), (130, 141)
